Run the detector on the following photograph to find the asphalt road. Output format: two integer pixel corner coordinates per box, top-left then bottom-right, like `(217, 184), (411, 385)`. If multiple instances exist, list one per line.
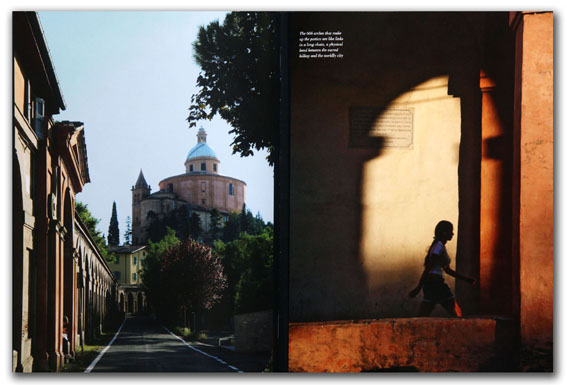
(87, 316), (241, 372)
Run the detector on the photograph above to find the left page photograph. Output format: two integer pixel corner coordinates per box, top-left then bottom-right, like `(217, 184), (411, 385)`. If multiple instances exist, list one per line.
(12, 10), (280, 373)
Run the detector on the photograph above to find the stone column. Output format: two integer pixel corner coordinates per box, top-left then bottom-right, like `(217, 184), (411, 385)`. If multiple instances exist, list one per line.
(478, 70), (513, 316)
(511, 11), (554, 365)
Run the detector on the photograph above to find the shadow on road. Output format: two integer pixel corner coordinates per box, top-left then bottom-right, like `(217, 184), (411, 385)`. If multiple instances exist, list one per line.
(90, 315), (270, 373)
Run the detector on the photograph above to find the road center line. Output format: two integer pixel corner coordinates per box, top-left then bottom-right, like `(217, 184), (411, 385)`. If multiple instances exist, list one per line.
(163, 326), (243, 373)
(84, 318), (127, 373)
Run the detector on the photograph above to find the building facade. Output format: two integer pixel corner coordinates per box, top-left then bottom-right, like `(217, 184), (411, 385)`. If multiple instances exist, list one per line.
(13, 12), (119, 372)
(108, 245), (148, 314)
(131, 127), (246, 245)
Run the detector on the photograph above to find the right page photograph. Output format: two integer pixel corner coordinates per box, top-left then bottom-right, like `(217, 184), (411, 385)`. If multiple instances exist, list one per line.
(287, 11), (553, 372)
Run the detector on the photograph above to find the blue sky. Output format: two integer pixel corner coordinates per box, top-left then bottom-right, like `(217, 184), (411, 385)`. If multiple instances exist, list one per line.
(38, 11), (274, 242)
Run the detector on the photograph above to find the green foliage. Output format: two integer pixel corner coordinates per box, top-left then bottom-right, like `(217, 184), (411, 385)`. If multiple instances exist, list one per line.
(141, 203), (272, 325)
(146, 206), (196, 243)
(107, 201), (120, 246)
(142, 227), (180, 313)
(75, 201), (116, 264)
(146, 227), (181, 261)
(189, 212), (203, 240)
(187, 12), (280, 165)
(186, 331), (208, 342)
(61, 332), (115, 372)
(222, 212), (241, 242)
(233, 229), (274, 314)
(142, 229), (226, 327)
(214, 227), (273, 316)
(221, 205), (266, 244)
(205, 208), (222, 245)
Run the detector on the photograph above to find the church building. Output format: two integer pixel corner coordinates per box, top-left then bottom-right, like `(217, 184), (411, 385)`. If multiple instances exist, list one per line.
(131, 127), (246, 245)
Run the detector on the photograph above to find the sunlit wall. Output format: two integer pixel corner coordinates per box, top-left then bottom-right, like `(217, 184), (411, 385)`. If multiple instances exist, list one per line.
(360, 76), (461, 317)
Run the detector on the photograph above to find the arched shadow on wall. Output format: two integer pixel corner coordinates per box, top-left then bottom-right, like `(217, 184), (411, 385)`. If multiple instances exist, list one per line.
(289, 12), (516, 322)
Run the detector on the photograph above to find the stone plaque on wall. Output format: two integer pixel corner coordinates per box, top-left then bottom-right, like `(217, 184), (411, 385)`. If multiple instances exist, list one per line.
(349, 106), (414, 149)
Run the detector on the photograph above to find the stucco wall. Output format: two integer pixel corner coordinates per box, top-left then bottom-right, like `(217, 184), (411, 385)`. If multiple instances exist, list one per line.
(185, 157), (220, 174)
(14, 57), (26, 114)
(13, 57), (36, 373)
(234, 310), (273, 353)
(360, 77), (460, 317)
(289, 13), (471, 321)
(159, 174), (245, 214)
(516, 12), (554, 355)
(111, 249), (147, 285)
(289, 318), (518, 372)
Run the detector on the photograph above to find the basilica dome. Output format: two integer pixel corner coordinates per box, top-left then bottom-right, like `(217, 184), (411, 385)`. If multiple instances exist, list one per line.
(184, 127), (220, 174)
(186, 127), (218, 160)
(186, 141), (217, 161)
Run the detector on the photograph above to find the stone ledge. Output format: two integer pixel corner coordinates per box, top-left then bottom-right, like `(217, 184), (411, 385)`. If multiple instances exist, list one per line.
(289, 317), (519, 372)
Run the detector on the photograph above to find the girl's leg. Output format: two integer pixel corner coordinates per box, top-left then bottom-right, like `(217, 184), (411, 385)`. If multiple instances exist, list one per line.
(440, 298), (461, 317)
(417, 301), (436, 317)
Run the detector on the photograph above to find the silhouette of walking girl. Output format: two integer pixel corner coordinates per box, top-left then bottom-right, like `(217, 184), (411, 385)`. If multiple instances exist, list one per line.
(409, 220), (475, 317)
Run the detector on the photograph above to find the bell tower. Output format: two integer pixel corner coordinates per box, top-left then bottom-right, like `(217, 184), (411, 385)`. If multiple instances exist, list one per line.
(131, 169), (150, 245)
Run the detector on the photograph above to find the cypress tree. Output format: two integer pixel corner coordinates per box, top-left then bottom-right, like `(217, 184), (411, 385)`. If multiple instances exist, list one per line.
(108, 201), (120, 246)
(124, 216), (132, 245)
(189, 212), (203, 241)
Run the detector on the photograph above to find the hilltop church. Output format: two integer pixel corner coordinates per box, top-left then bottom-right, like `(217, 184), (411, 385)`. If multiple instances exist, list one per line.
(131, 127), (246, 245)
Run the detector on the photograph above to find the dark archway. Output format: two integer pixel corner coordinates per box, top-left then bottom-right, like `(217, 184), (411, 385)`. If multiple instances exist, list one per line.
(63, 188), (75, 358)
(137, 292), (144, 314)
(127, 293), (134, 313)
(120, 292), (125, 313)
(12, 152), (27, 371)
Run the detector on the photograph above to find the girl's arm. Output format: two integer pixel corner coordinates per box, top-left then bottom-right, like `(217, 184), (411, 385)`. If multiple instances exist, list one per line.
(409, 259), (434, 298)
(443, 265), (476, 284)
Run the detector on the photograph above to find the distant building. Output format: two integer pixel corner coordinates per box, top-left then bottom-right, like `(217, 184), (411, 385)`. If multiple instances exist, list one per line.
(108, 245), (147, 314)
(131, 127), (246, 245)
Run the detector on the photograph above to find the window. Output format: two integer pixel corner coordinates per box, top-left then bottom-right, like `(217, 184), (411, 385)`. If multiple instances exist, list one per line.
(115, 256), (120, 264)
(201, 182), (206, 192)
(202, 199), (206, 205)
(228, 183), (234, 196)
(201, 162), (206, 171)
(132, 273), (137, 282)
(24, 79), (31, 121)
(133, 256), (137, 265)
(190, 165), (194, 172)
(213, 164), (217, 172)
(114, 271), (121, 280)
(32, 97), (45, 139)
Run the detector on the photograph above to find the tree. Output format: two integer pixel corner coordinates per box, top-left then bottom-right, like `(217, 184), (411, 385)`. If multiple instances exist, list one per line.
(206, 208), (222, 245)
(187, 12), (280, 165)
(146, 235), (227, 328)
(233, 228), (273, 314)
(124, 216), (132, 245)
(107, 201), (120, 246)
(75, 201), (116, 264)
(142, 227), (180, 318)
(162, 239), (227, 311)
(239, 204), (252, 234)
(214, 228), (273, 318)
(189, 212), (203, 241)
(222, 212), (241, 242)
(147, 211), (166, 243)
